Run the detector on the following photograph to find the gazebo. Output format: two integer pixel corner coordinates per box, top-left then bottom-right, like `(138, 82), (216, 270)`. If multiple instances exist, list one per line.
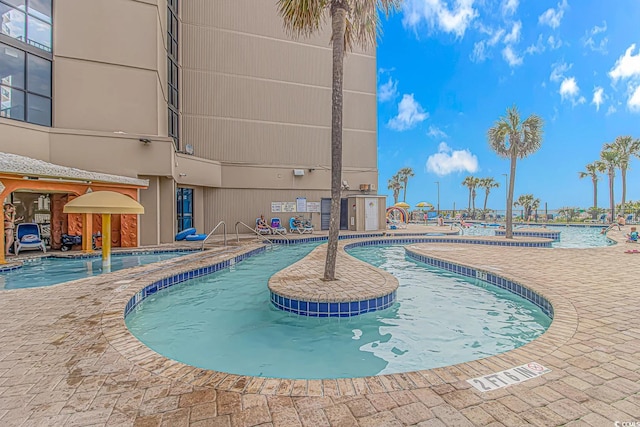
(0, 152), (148, 264)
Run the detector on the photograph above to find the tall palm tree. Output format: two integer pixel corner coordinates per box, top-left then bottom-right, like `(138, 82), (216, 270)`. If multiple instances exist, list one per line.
(578, 162), (604, 219)
(605, 135), (640, 213)
(397, 167), (415, 202)
(462, 176), (476, 213)
(487, 106), (544, 238)
(479, 177), (499, 216)
(277, 0), (400, 281)
(387, 174), (402, 205)
(597, 148), (621, 222)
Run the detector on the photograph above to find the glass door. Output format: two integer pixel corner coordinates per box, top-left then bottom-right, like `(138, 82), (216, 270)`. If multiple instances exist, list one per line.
(176, 188), (193, 232)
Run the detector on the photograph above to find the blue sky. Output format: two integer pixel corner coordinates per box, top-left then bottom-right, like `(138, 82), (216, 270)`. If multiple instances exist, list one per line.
(375, 0), (640, 212)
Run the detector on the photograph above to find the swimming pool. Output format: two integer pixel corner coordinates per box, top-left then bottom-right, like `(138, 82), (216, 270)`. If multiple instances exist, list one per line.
(126, 243), (550, 379)
(0, 251), (193, 290)
(463, 224), (612, 248)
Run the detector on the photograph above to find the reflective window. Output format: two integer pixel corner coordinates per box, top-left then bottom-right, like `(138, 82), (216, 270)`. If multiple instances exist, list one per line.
(28, 0), (51, 24)
(26, 15), (50, 50)
(26, 92), (49, 125)
(167, 0), (179, 149)
(27, 53), (50, 96)
(0, 85), (25, 120)
(0, 43), (25, 89)
(2, 0), (25, 8)
(0, 2), (26, 42)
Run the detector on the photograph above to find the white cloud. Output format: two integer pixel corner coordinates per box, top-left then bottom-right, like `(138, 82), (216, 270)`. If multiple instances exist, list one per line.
(501, 0), (518, 16)
(378, 77), (398, 102)
(428, 126), (448, 139)
(584, 21), (608, 53)
(559, 77), (586, 106)
(628, 86), (640, 112)
(525, 34), (545, 55)
(550, 62), (572, 82)
(609, 44), (640, 83)
(388, 94), (429, 131)
(592, 86), (604, 111)
(502, 45), (523, 67)
(470, 40), (487, 62)
(606, 105), (616, 115)
(538, 0), (568, 29)
(488, 28), (505, 46)
(426, 142), (479, 176)
(503, 21), (521, 45)
(402, 0), (478, 38)
(547, 35), (563, 50)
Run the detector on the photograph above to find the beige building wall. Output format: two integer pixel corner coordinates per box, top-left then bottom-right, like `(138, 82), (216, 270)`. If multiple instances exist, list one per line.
(0, 0), (382, 243)
(181, 0), (379, 231)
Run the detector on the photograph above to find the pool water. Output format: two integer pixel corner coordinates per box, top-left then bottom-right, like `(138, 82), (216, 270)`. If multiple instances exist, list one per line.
(126, 244), (551, 379)
(463, 224), (612, 248)
(0, 252), (192, 290)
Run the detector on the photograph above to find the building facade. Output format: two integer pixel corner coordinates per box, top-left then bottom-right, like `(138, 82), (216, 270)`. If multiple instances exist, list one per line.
(0, 0), (382, 245)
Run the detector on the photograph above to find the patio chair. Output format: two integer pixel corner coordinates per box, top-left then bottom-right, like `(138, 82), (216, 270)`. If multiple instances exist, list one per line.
(270, 218), (287, 235)
(255, 217), (271, 235)
(14, 223), (46, 255)
(289, 217), (313, 234)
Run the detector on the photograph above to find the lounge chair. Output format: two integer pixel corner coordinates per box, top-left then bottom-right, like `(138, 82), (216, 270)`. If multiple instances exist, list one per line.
(270, 218), (287, 235)
(14, 223), (46, 255)
(289, 217), (313, 234)
(255, 218), (271, 235)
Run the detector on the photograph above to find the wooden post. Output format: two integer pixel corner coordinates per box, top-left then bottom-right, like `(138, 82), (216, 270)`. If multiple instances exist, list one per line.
(82, 213), (93, 253)
(102, 213), (111, 272)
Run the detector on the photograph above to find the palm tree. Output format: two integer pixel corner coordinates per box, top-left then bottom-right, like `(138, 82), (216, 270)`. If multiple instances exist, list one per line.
(597, 148), (620, 222)
(478, 177), (499, 218)
(387, 174), (402, 205)
(487, 106), (544, 238)
(462, 176), (477, 213)
(514, 194), (540, 221)
(605, 136), (640, 213)
(579, 162), (604, 219)
(397, 167), (415, 202)
(277, 0), (400, 281)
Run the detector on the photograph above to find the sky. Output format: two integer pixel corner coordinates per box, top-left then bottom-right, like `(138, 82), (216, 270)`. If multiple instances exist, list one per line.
(375, 0), (640, 212)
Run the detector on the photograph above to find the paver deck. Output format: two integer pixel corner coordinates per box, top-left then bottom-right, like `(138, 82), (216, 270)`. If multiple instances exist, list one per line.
(0, 225), (638, 426)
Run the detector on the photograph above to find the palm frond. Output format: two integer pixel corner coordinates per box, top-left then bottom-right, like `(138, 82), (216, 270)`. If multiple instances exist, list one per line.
(277, 0), (328, 39)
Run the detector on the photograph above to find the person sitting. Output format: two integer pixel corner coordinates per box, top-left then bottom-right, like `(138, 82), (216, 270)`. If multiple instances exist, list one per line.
(627, 226), (638, 243)
(437, 215), (444, 227)
(256, 215), (270, 233)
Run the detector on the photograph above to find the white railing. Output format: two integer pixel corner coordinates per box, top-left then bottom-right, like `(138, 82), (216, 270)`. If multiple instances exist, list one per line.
(201, 221), (227, 250)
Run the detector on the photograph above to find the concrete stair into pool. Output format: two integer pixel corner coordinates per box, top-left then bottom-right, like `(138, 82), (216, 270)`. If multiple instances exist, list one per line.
(268, 242), (398, 317)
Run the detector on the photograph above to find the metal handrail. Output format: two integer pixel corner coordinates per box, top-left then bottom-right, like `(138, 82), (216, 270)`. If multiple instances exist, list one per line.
(269, 227), (289, 242)
(201, 221), (227, 250)
(235, 221), (274, 245)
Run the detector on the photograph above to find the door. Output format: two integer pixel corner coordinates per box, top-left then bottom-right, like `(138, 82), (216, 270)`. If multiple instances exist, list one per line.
(365, 198), (378, 231)
(321, 198), (349, 230)
(176, 188), (193, 232)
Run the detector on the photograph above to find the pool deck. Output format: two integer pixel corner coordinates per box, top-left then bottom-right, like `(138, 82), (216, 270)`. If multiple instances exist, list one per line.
(0, 225), (638, 426)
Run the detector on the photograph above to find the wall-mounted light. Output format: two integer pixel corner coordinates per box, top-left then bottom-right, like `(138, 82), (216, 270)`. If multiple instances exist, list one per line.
(293, 169), (305, 176)
(139, 138), (152, 145)
(179, 173), (187, 177)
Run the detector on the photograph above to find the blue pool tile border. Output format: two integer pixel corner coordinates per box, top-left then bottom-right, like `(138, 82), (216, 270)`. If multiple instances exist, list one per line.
(56, 248), (200, 260)
(269, 290), (397, 317)
(274, 235), (553, 248)
(404, 248), (553, 319)
(124, 247), (266, 317)
(0, 263), (23, 272)
(494, 230), (561, 241)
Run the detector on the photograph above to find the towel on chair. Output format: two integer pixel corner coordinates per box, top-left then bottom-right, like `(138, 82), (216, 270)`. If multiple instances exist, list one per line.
(21, 234), (39, 242)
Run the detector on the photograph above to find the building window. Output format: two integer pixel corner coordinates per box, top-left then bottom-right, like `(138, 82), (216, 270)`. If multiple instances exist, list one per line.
(167, 0), (179, 150)
(0, 0), (52, 52)
(176, 187), (193, 232)
(0, 41), (51, 126)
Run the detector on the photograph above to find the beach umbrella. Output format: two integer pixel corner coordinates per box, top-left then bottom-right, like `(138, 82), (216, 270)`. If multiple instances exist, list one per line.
(394, 202), (410, 209)
(415, 202), (433, 209)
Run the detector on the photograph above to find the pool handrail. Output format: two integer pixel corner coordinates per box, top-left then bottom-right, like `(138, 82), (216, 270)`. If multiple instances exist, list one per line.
(235, 221), (276, 245)
(201, 221), (227, 250)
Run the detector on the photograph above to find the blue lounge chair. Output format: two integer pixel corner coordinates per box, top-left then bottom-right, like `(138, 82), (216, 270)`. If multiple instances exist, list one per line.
(289, 217), (313, 234)
(270, 218), (287, 235)
(14, 223), (46, 255)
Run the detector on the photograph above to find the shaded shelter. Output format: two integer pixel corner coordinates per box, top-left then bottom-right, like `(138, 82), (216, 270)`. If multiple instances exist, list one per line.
(64, 191), (144, 272)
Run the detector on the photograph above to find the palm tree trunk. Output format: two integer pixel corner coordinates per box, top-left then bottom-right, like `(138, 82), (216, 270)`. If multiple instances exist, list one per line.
(506, 154), (517, 238)
(402, 180), (408, 202)
(467, 189), (471, 212)
(592, 178), (597, 219)
(609, 171), (615, 223)
(324, 2), (347, 281)
(621, 166), (627, 214)
(483, 191), (489, 219)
